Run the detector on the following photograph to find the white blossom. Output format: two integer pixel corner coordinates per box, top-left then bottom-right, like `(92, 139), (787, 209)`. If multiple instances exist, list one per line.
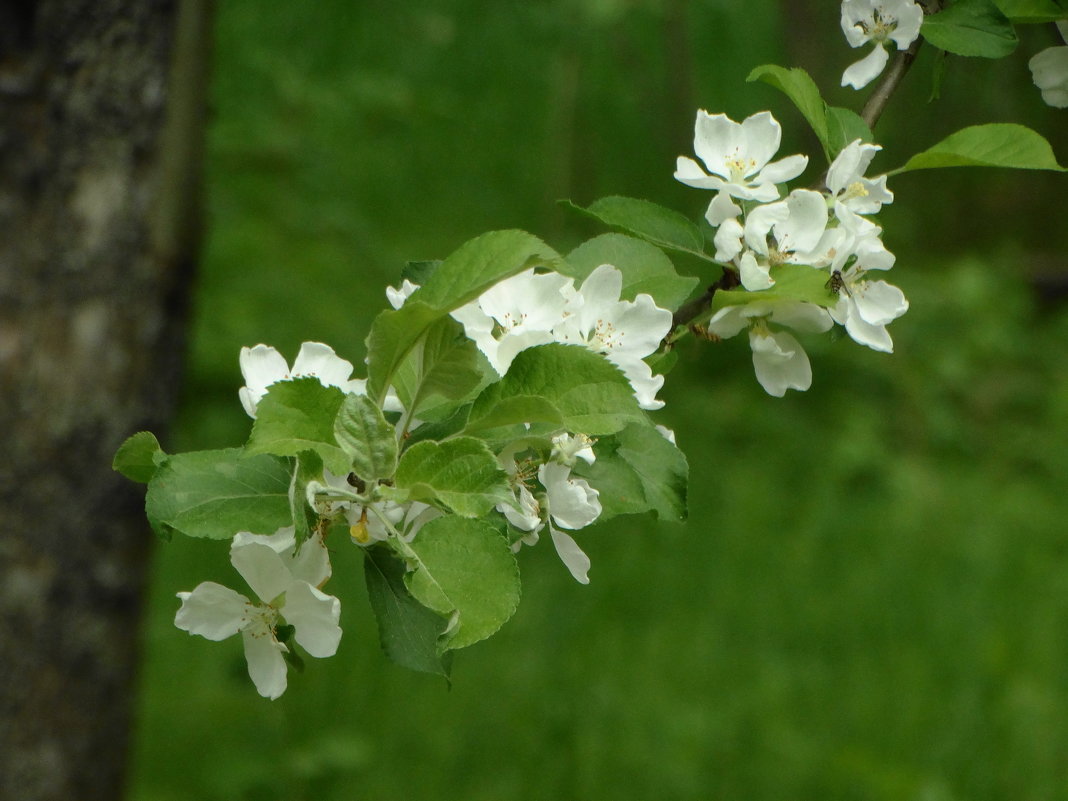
(174, 528), (341, 700)
(826, 139), (894, 217)
(706, 301), (832, 396)
(551, 432), (596, 466)
(675, 110), (808, 208)
(737, 189), (833, 291)
(1029, 23), (1068, 108)
(504, 460), (601, 584)
(840, 0), (924, 89)
(538, 462), (601, 584)
(553, 265), (674, 410)
(238, 342), (361, 418)
(449, 269), (574, 375)
(386, 278), (420, 309)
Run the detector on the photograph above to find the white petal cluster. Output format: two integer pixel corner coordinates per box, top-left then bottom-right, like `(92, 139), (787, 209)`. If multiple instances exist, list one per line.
(238, 342), (362, 418)
(676, 115), (910, 395)
(238, 341), (403, 417)
(840, 0), (924, 89)
(1029, 22), (1068, 109)
(175, 528), (342, 699)
(497, 448), (602, 585)
(675, 110), (808, 239)
(449, 264), (673, 410)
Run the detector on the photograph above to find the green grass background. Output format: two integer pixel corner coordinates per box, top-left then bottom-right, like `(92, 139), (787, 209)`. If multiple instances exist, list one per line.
(129, 2), (1068, 799)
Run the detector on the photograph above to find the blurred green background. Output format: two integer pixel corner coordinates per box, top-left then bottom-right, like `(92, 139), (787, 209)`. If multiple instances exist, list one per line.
(129, 2), (1068, 799)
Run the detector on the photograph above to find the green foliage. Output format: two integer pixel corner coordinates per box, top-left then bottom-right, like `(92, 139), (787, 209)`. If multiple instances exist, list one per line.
(145, 450), (293, 540)
(404, 516), (521, 650)
(363, 545), (452, 678)
(746, 65), (873, 162)
(711, 263), (839, 315)
(564, 233), (699, 310)
(289, 450), (324, 545)
(992, 0), (1067, 22)
(465, 344), (647, 439)
(575, 423), (688, 522)
(562, 196), (710, 261)
(392, 316), (485, 421)
(922, 0), (1019, 57)
(245, 379), (349, 475)
(365, 230), (558, 402)
(112, 431), (166, 484)
(333, 394), (398, 484)
(891, 123), (1067, 174)
(392, 437), (514, 518)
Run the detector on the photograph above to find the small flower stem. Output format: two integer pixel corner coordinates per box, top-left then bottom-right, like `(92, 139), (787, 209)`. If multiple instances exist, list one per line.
(662, 268), (741, 347)
(860, 0), (944, 130)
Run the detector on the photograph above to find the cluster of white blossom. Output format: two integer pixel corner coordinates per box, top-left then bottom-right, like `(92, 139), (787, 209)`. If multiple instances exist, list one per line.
(676, 110), (909, 396)
(392, 264), (674, 411)
(839, 0), (924, 89)
(175, 527), (342, 699)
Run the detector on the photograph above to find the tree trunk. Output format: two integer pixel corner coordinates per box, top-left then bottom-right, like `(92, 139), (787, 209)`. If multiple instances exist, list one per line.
(0, 1), (210, 798)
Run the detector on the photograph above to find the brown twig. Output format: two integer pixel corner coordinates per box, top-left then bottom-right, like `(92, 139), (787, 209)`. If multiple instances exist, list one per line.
(663, 268), (741, 346)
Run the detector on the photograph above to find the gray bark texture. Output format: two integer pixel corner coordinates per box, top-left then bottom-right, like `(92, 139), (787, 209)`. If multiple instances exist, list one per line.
(0, 1), (210, 798)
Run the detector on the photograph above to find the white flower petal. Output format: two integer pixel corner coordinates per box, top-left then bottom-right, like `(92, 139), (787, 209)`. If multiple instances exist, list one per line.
(842, 45), (890, 90)
(284, 582), (342, 658)
(705, 305), (751, 339)
(853, 279), (909, 327)
(748, 329), (812, 396)
(238, 345), (290, 418)
(738, 111), (783, 175)
(231, 541), (293, 604)
(386, 278), (420, 309)
(501, 484), (543, 532)
(175, 582), (250, 641)
(739, 251), (775, 292)
(540, 462), (602, 530)
(288, 534), (332, 588)
(1030, 45), (1068, 108)
(241, 627), (289, 699)
(756, 153), (809, 186)
(549, 526), (592, 585)
(705, 191), (742, 226)
(290, 342), (355, 389)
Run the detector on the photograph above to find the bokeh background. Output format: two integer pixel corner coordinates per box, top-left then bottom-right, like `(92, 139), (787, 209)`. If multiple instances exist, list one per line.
(129, 2), (1068, 799)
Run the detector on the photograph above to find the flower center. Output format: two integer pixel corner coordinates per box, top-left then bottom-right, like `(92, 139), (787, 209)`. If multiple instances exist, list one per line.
(841, 181), (869, 202)
(725, 154), (757, 183)
(859, 9), (898, 43)
(590, 318), (623, 352)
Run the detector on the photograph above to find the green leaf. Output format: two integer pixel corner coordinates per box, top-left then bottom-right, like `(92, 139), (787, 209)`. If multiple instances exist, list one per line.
(890, 123), (1067, 175)
(333, 394), (398, 484)
(711, 263), (838, 314)
(290, 450), (323, 546)
(465, 344), (646, 439)
(404, 516), (521, 650)
(145, 450), (292, 540)
(563, 234), (699, 311)
(244, 379), (349, 475)
(575, 424), (688, 522)
(747, 64), (829, 149)
(366, 230), (558, 402)
(394, 437), (514, 518)
(401, 259), (441, 285)
(992, 0), (1066, 22)
(921, 0), (1019, 58)
(824, 106), (874, 158)
(364, 545), (452, 677)
(746, 65), (873, 162)
(392, 316), (486, 421)
(113, 431), (166, 484)
(562, 196), (708, 260)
